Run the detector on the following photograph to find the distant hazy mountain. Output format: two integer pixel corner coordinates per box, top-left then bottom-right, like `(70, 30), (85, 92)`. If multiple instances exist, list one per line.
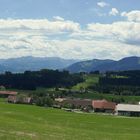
(96, 56), (140, 72)
(0, 56), (78, 73)
(0, 56), (140, 73)
(66, 56), (140, 73)
(66, 59), (115, 73)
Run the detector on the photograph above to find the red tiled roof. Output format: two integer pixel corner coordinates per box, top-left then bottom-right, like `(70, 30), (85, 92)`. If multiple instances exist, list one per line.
(0, 91), (18, 95)
(92, 99), (116, 110)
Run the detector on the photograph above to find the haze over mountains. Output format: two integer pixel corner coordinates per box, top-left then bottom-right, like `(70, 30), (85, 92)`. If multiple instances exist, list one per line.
(0, 56), (140, 73)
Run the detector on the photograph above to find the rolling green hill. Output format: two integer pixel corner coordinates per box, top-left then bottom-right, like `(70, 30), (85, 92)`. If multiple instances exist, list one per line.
(72, 74), (99, 90)
(0, 99), (140, 140)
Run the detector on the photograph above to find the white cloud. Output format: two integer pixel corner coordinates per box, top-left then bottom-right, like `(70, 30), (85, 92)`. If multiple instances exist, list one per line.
(0, 18), (80, 59)
(121, 10), (140, 22)
(97, 1), (109, 8)
(53, 16), (64, 21)
(109, 8), (119, 16)
(51, 39), (140, 60)
(87, 21), (140, 45)
(0, 15), (140, 60)
(0, 19), (80, 32)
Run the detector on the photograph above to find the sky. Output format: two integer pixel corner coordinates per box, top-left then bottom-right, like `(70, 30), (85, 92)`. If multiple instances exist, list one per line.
(0, 0), (140, 60)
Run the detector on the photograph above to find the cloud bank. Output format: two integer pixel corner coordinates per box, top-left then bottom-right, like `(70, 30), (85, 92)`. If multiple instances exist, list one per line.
(0, 11), (140, 60)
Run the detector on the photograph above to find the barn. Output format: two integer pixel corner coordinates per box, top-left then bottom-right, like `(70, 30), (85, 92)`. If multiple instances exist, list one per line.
(116, 104), (140, 117)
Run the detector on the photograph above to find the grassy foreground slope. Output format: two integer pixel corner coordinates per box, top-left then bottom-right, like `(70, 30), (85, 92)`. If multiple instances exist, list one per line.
(0, 100), (140, 140)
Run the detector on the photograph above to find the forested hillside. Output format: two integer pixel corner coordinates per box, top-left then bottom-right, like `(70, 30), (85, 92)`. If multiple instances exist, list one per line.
(0, 70), (83, 90)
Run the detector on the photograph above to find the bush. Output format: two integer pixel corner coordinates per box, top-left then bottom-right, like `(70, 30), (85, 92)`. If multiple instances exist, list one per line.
(35, 97), (53, 107)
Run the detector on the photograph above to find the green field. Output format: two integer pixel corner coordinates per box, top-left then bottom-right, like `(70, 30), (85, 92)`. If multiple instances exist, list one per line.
(72, 74), (99, 90)
(0, 99), (140, 140)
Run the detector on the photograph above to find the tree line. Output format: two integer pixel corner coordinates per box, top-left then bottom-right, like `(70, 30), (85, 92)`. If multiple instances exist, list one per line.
(0, 69), (83, 90)
(90, 70), (140, 96)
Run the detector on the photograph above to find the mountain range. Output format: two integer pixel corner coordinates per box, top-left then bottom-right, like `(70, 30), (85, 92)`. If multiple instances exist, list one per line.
(0, 56), (78, 73)
(0, 56), (140, 73)
(66, 56), (140, 73)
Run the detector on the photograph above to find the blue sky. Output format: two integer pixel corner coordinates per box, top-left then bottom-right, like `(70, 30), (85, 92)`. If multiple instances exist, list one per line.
(0, 0), (140, 60)
(1, 0), (140, 24)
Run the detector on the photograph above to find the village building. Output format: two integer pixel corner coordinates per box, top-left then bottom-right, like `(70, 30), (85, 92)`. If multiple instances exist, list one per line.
(116, 104), (140, 117)
(0, 91), (18, 98)
(8, 95), (17, 103)
(55, 98), (92, 109)
(92, 99), (116, 113)
(8, 95), (32, 104)
(22, 97), (32, 104)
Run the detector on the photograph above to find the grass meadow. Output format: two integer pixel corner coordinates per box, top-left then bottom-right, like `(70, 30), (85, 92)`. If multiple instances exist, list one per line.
(0, 99), (140, 140)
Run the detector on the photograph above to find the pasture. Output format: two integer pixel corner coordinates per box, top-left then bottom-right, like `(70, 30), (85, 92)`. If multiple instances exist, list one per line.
(0, 99), (140, 140)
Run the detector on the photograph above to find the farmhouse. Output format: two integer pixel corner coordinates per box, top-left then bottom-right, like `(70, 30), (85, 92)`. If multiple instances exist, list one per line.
(8, 95), (32, 104)
(92, 99), (116, 113)
(116, 104), (140, 117)
(55, 98), (92, 109)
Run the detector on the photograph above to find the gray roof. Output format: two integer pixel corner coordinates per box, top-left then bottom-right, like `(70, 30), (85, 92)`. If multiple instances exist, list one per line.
(116, 104), (140, 112)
